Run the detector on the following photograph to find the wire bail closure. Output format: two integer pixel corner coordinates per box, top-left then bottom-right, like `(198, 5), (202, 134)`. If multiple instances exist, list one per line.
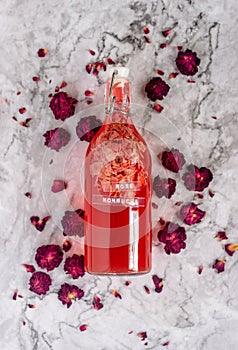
(106, 69), (118, 115)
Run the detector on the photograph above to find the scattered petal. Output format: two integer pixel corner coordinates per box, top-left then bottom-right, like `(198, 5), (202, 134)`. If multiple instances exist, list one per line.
(152, 275), (163, 293)
(179, 202), (206, 225)
(198, 265), (203, 274)
(64, 254), (85, 279)
(187, 79), (196, 83)
(162, 29), (172, 37)
(27, 304), (36, 308)
(211, 116), (217, 120)
(18, 294), (23, 298)
(51, 179), (67, 193)
(175, 201), (183, 206)
(32, 76), (40, 82)
(61, 209), (84, 237)
(158, 222), (186, 255)
(225, 244), (238, 256)
(145, 77), (170, 101)
(112, 289), (122, 299)
(76, 115), (102, 142)
(144, 285), (150, 294)
(63, 240), (72, 252)
(22, 320), (26, 326)
(12, 289), (18, 300)
(37, 48), (48, 57)
(163, 341), (170, 346)
(128, 330), (133, 334)
(161, 148), (185, 173)
(160, 43), (168, 49)
(25, 192), (32, 199)
(125, 281), (132, 286)
(49, 91), (77, 121)
(212, 259), (226, 273)
(208, 189), (215, 198)
(19, 118), (33, 128)
(156, 69), (164, 76)
(84, 90), (94, 97)
(86, 99), (93, 105)
(19, 107), (26, 114)
(153, 175), (176, 199)
(30, 215), (51, 232)
(29, 271), (52, 295)
(35, 245), (63, 271)
(182, 164), (213, 192)
(152, 202), (158, 209)
(176, 49), (200, 76)
(154, 103), (164, 113)
(144, 36), (152, 44)
(16, 91), (21, 95)
(194, 193), (204, 199)
(43, 128), (70, 152)
(137, 332), (147, 341)
(86, 63), (93, 74)
(107, 57), (115, 65)
(60, 80), (67, 89)
(58, 283), (84, 308)
(80, 324), (88, 332)
(143, 27), (150, 34)
(177, 46), (183, 51)
(22, 264), (35, 273)
(93, 295), (103, 311)
(12, 116), (18, 121)
(159, 217), (165, 225)
(169, 72), (178, 79)
(215, 231), (228, 241)
(88, 49), (96, 56)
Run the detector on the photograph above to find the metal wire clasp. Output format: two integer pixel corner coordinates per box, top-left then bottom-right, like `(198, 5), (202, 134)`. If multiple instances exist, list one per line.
(106, 69), (118, 114)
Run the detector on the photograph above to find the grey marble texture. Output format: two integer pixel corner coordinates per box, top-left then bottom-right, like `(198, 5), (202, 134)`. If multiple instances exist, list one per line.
(1, 0), (238, 349)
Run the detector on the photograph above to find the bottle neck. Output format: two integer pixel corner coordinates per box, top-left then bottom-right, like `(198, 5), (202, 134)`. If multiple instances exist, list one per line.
(104, 77), (132, 124)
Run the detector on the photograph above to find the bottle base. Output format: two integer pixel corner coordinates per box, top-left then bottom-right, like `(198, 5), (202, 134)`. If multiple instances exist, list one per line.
(85, 267), (151, 276)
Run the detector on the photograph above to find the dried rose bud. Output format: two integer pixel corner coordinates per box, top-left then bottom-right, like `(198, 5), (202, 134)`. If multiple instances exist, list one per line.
(29, 271), (52, 295)
(58, 283), (84, 308)
(79, 324), (88, 331)
(145, 77), (170, 101)
(61, 209), (84, 237)
(161, 148), (185, 173)
(32, 76), (40, 82)
(153, 175), (176, 199)
(64, 254), (85, 279)
(35, 245), (63, 271)
(76, 115), (102, 142)
(49, 91), (77, 121)
(158, 222), (186, 255)
(51, 179), (67, 193)
(179, 203), (205, 225)
(176, 49), (200, 76)
(182, 164), (213, 192)
(37, 48), (48, 57)
(152, 275), (163, 293)
(225, 244), (238, 256)
(143, 27), (150, 34)
(43, 128), (70, 152)
(30, 215), (51, 232)
(19, 107), (26, 114)
(154, 103), (164, 113)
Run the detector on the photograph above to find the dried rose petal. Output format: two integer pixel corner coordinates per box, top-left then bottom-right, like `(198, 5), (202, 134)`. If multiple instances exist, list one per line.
(43, 128), (70, 152)
(156, 69), (164, 75)
(55, 86), (60, 93)
(64, 254), (85, 279)
(143, 27), (150, 34)
(112, 289), (122, 299)
(28, 304), (36, 308)
(177, 46), (183, 51)
(154, 103), (164, 113)
(29, 271), (52, 295)
(58, 283), (84, 308)
(194, 193), (204, 199)
(12, 289), (18, 300)
(159, 217), (166, 225)
(22, 264), (35, 273)
(152, 202), (158, 209)
(144, 36), (152, 44)
(37, 48), (48, 57)
(88, 49), (95, 56)
(93, 295), (103, 311)
(12, 116), (18, 121)
(187, 79), (195, 83)
(49, 91), (77, 121)
(84, 90), (94, 97)
(211, 116), (217, 120)
(22, 320), (26, 326)
(175, 201), (183, 206)
(169, 72), (178, 79)
(161, 148), (185, 173)
(198, 265), (203, 274)
(19, 107), (26, 114)
(163, 341), (170, 346)
(93, 68), (99, 76)
(176, 49), (200, 76)
(145, 77), (170, 101)
(80, 324), (88, 331)
(76, 115), (102, 142)
(215, 231), (228, 241)
(152, 275), (163, 293)
(160, 43), (168, 49)
(86, 63), (93, 74)
(212, 259), (226, 273)
(179, 203), (205, 225)
(137, 332), (147, 341)
(19, 118), (33, 128)
(107, 57), (115, 65)
(208, 190), (215, 198)
(32, 76), (40, 82)
(144, 285), (150, 294)
(225, 244), (238, 256)
(125, 281), (132, 286)
(16, 91), (21, 95)
(128, 331), (133, 334)
(25, 192), (32, 199)
(63, 240), (72, 252)
(153, 175), (176, 199)
(182, 164), (213, 192)
(162, 29), (172, 37)
(158, 222), (186, 255)
(30, 215), (51, 232)
(51, 179), (67, 193)
(35, 245), (63, 271)
(18, 294), (23, 298)
(61, 209), (84, 237)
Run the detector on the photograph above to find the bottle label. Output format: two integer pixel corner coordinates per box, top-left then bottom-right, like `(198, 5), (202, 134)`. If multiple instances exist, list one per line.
(92, 194), (145, 207)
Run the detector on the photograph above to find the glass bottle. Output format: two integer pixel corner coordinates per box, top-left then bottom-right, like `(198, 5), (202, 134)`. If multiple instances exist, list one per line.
(84, 67), (152, 274)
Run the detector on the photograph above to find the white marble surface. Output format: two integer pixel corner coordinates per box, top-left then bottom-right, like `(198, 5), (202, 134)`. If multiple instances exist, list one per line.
(1, 0), (238, 349)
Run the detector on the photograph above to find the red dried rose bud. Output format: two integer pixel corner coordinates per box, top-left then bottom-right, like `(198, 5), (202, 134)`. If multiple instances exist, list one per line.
(80, 324), (88, 331)
(143, 27), (150, 34)
(43, 127), (70, 152)
(161, 148), (185, 173)
(58, 283), (84, 308)
(145, 77), (170, 101)
(153, 103), (164, 113)
(93, 295), (103, 311)
(198, 265), (203, 274)
(37, 48), (48, 57)
(49, 91), (77, 121)
(32, 76), (40, 82)
(225, 244), (238, 256)
(63, 240), (72, 252)
(112, 289), (122, 299)
(51, 179), (67, 193)
(212, 259), (226, 273)
(61, 209), (84, 237)
(30, 215), (51, 232)
(137, 332), (147, 341)
(162, 29), (172, 37)
(158, 222), (186, 255)
(19, 107), (26, 114)
(22, 264), (35, 273)
(64, 254), (85, 279)
(88, 49), (95, 56)
(153, 175), (176, 199)
(152, 275), (163, 293)
(29, 271), (52, 295)
(179, 202), (206, 225)
(215, 231), (228, 241)
(176, 49), (200, 76)
(35, 245), (63, 271)
(76, 115), (102, 142)
(182, 164), (213, 192)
